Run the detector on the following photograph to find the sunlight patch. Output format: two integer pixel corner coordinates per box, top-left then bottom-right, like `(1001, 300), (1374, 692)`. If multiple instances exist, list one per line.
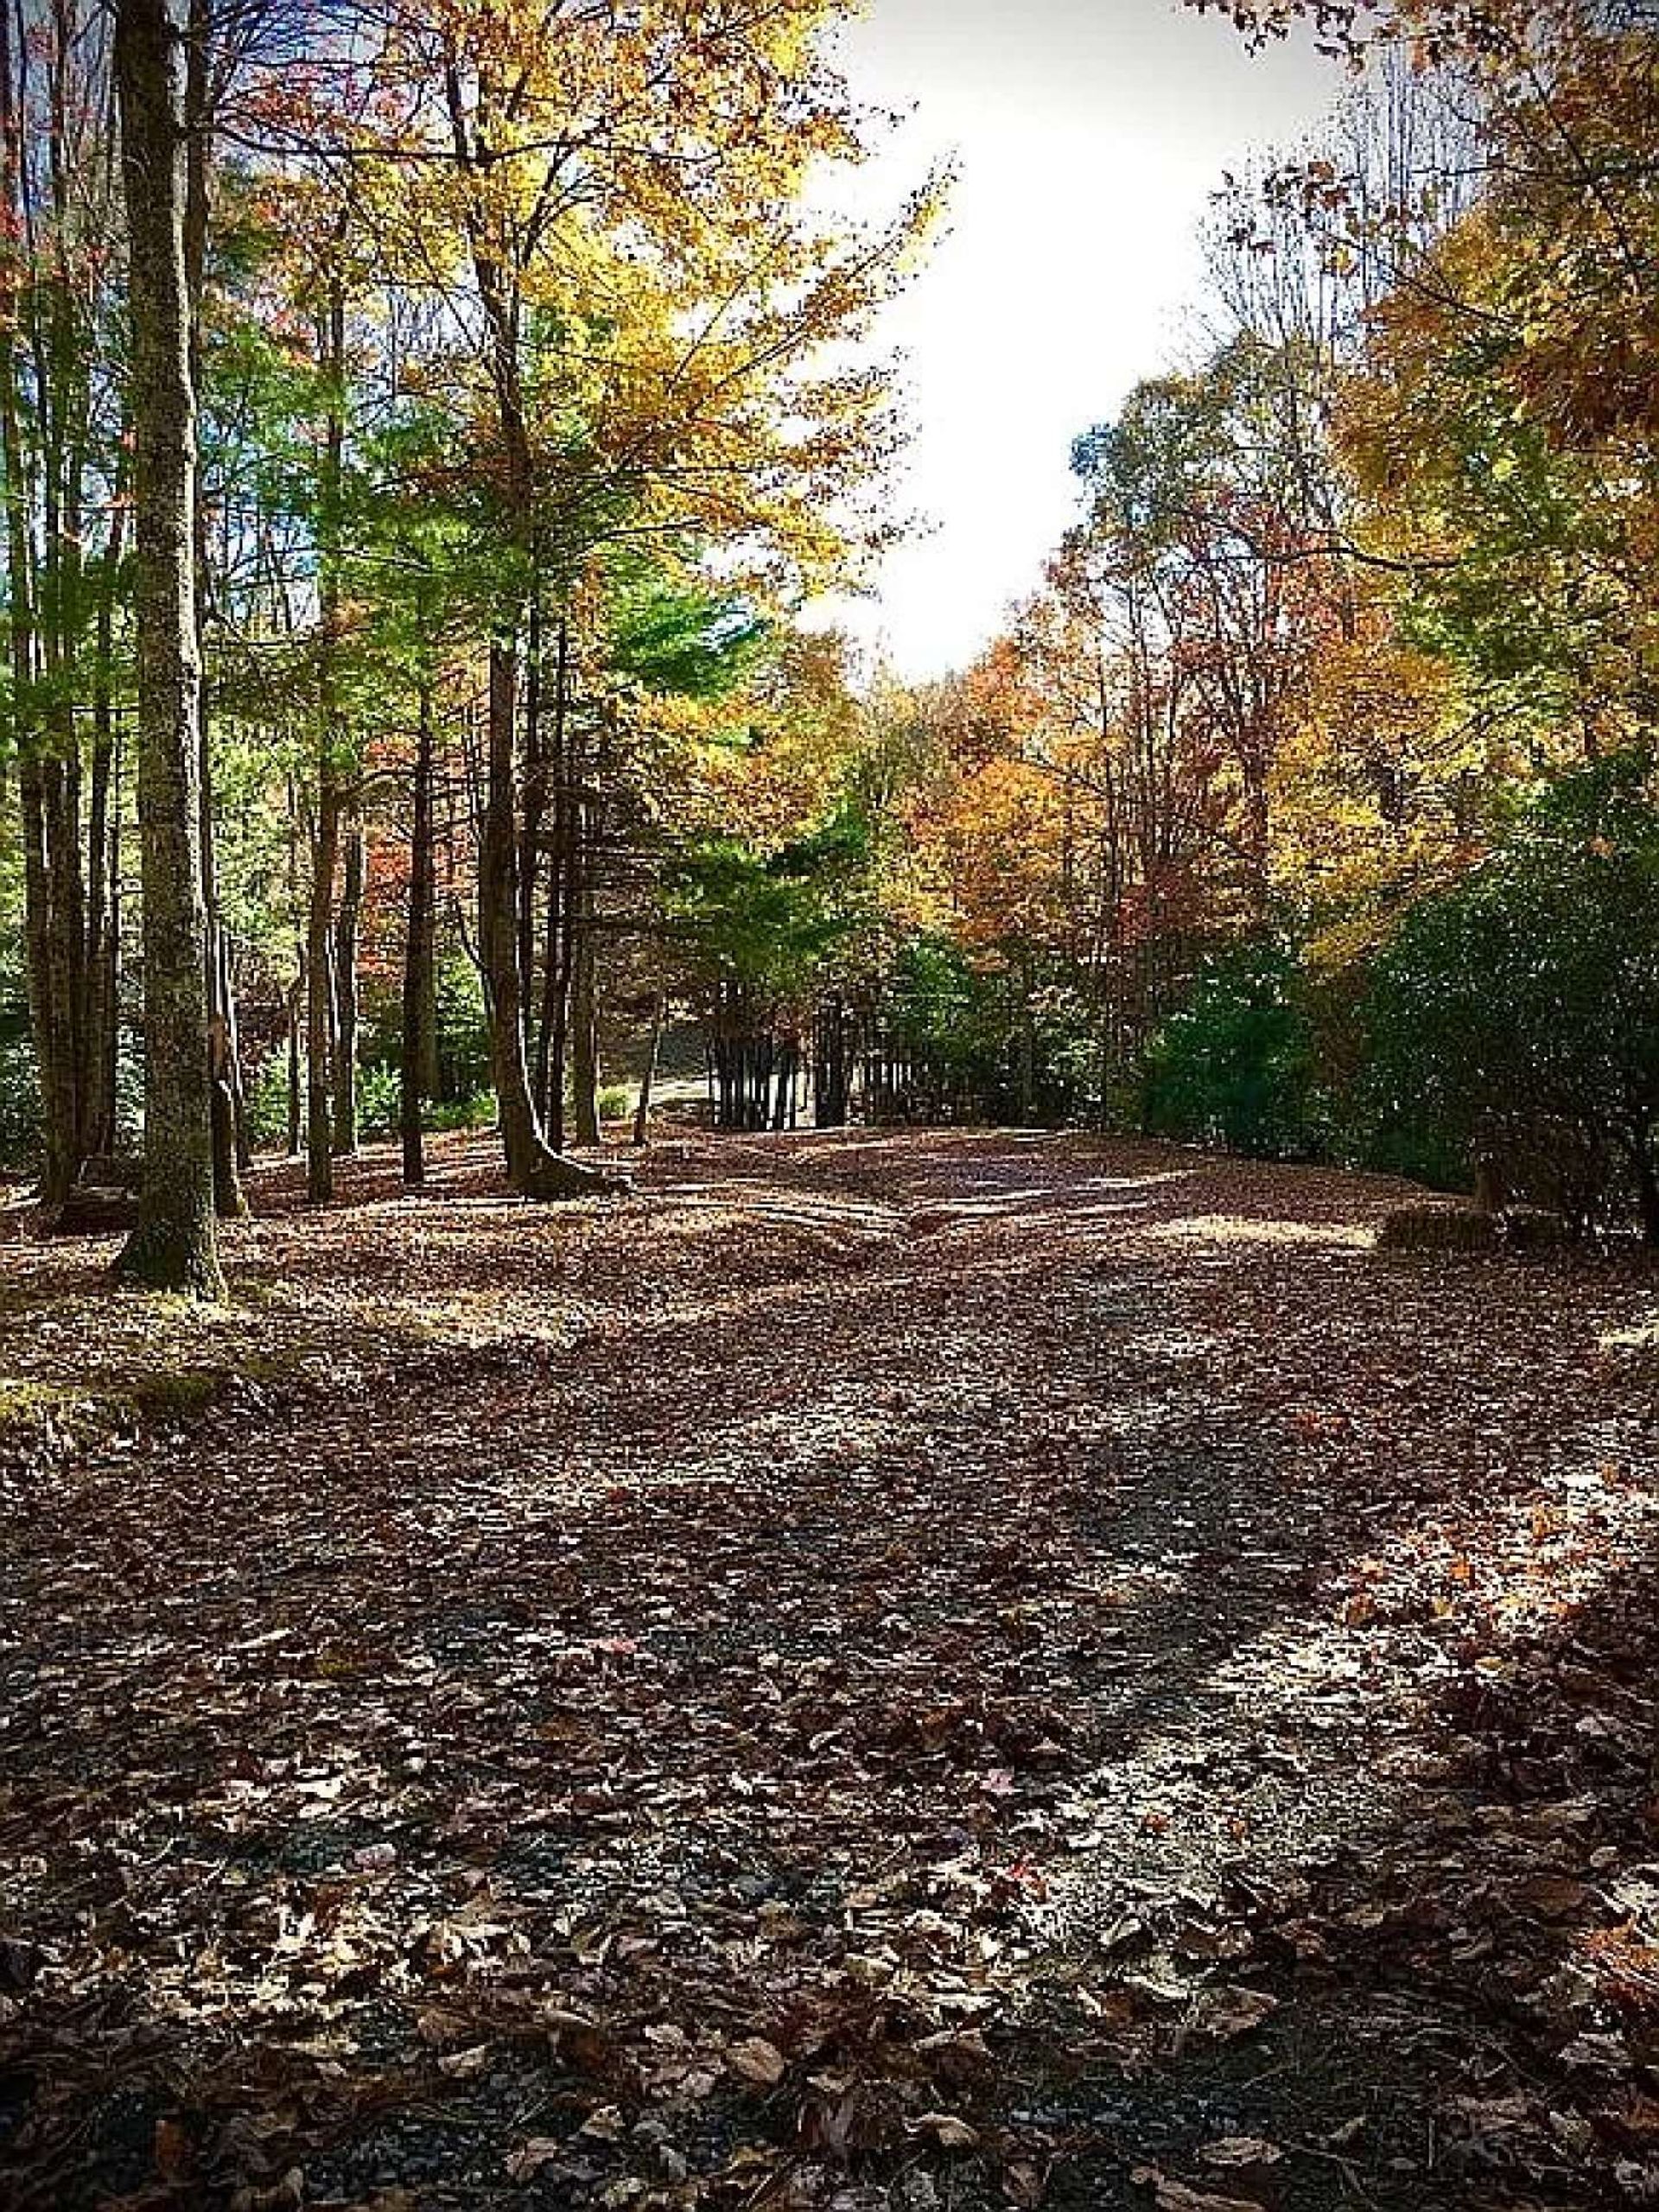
(1147, 1214), (1373, 1250)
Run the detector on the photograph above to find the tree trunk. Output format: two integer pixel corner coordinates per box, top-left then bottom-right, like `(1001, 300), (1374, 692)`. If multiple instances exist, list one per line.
(201, 721), (247, 1217)
(185, 0), (245, 1220)
(332, 816), (362, 1153)
(439, 60), (607, 1201)
(83, 496), (126, 1161)
(816, 995), (849, 1128)
(570, 814), (600, 1147)
(308, 281), (345, 1204)
(632, 994), (662, 1147)
(543, 719), (578, 1150)
(479, 641), (607, 1196)
(401, 676), (435, 1187)
(518, 564), (545, 1026)
(307, 778), (340, 1201)
(1637, 1152), (1659, 1249)
(1017, 961), (1038, 1127)
(285, 772), (302, 1156)
(286, 969), (303, 1157)
(111, 0), (222, 1296)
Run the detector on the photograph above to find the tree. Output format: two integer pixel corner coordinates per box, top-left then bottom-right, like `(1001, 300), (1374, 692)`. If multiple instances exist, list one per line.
(0, 0), (127, 1211)
(111, 0), (221, 1295)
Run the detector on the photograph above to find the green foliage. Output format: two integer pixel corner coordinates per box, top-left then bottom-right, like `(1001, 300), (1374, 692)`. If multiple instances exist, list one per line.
(872, 938), (1098, 1125)
(668, 823), (861, 1011)
(244, 1048), (497, 1152)
(604, 563), (770, 701)
(355, 1065), (403, 1142)
(431, 957), (493, 1105)
(243, 1052), (293, 1152)
(360, 951), (493, 1108)
(427, 1093), (497, 1135)
(1362, 751), (1659, 1226)
(1141, 936), (1320, 1158)
(0, 1026), (41, 1174)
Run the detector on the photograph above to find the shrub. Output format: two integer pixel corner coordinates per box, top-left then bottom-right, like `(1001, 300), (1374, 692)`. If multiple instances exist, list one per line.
(1141, 935), (1319, 1159)
(355, 1064), (402, 1141)
(428, 1092), (496, 1134)
(1363, 751), (1659, 1241)
(244, 1052), (293, 1150)
(0, 1027), (41, 1175)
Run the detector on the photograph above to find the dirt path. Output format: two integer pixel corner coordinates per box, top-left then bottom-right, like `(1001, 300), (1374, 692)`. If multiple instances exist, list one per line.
(3, 1129), (1657, 2212)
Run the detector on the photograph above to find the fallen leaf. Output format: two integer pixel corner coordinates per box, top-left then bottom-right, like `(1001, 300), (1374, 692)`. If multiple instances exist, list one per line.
(1200, 2138), (1282, 2171)
(505, 2139), (565, 2181)
(436, 2043), (493, 2079)
(911, 2111), (980, 2151)
(1194, 1987), (1280, 2041)
(727, 2036), (787, 2086)
(1133, 2169), (1266, 2212)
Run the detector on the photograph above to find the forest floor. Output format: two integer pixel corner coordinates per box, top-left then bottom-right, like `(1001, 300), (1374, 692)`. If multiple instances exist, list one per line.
(3, 1128), (1659, 2212)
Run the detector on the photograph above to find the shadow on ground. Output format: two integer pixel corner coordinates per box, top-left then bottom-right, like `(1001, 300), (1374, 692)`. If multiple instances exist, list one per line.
(1, 1129), (1656, 2211)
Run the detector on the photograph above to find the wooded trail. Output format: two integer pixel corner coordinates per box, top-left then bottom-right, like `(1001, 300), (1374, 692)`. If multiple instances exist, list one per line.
(3, 1130), (1657, 2212)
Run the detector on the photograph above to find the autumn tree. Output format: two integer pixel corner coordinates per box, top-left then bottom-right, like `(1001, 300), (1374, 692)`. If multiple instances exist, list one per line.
(328, 0), (936, 1197)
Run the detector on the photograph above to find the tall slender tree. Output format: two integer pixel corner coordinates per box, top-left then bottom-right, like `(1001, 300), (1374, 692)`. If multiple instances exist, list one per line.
(111, 0), (221, 1294)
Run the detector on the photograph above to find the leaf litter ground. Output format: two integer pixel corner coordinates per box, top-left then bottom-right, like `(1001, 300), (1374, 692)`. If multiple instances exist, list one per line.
(3, 1128), (1658, 2212)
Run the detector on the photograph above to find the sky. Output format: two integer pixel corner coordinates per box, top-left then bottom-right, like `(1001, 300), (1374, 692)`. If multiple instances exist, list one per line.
(816, 0), (1347, 679)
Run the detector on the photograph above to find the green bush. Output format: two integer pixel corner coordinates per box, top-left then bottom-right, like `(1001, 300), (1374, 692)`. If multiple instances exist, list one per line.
(244, 1051), (293, 1150)
(353, 1064), (400, 1141)
(1141, 935), (1319, 1158)
(360, 949), (493, 1106)
(0, 1026), (41, 1175)
(428, 1091), (496, 1134)
(1362, 751), (1659, 1237)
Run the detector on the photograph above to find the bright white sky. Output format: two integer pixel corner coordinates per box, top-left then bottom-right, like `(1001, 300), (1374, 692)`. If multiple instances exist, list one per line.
(817, 0), (1346, 678)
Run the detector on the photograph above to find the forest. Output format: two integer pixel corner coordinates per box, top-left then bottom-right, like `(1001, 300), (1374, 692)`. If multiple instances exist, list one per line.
(0, 0), (1652, 1262)
(3, 1), (1659, 2209)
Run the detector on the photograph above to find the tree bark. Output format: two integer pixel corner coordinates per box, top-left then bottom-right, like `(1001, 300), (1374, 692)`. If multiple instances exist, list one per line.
(570, 810), (601, 1147)
(111, 0), (222, 1296)
(632, 993), (662, 1147)
(307, 779), (340, 1201)
(534, 612), (570, 1129)
(332, 816), (363, 1153)
(401, 674), (436, 1186)
(185, 0), (245, 1219)
(84, 493), (126, 1161)
(285, 771), (302, 1156)
(478, 643), (607, 1194)
(440, 57), (607, 1199)
(308, 280), (345, 1204)
(201, 722), (248, 1216)
(0, 9), (79, 1210)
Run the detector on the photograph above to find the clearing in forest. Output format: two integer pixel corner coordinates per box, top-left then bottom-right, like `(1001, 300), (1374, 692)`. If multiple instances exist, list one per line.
(2, 1129), (1657, 2212)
